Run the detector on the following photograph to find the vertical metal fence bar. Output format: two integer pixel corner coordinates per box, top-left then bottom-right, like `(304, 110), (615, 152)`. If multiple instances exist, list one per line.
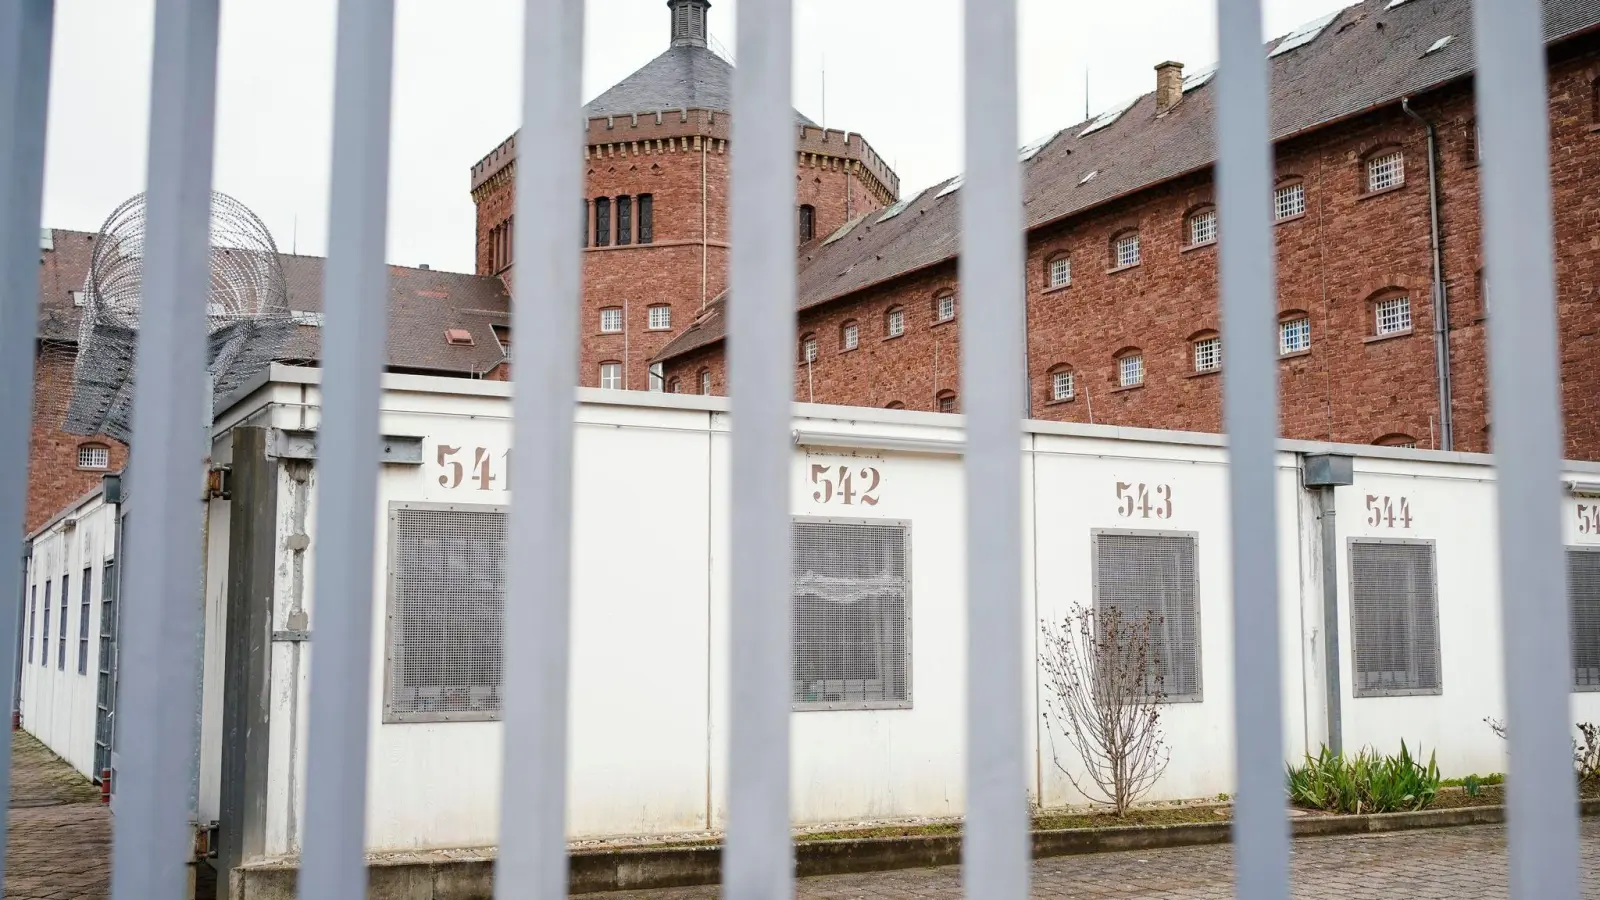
(494, 0), (585, 897)
(298, 2), (395, 898)
(726, 0), (796, 896)
(958, 0), (1028, 898)
(1213, 1), (1289, 897)
(0, 1), (54, 886)
(110, 0), (219, 896)
(1472, 0), (1581, 896)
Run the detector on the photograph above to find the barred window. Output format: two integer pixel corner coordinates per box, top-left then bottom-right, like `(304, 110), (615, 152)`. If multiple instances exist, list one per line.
(1274, 181), (1306, 220)
(841, 321), (859, 351)
(1366, 150), (1405, 192)
(1048, 255), (1072, 288)
(78, 443), (109, 470)
(616, 195), (633, 246)
(600, 307), (623, 333)
(1375, 296), (1412, 335)
(792, 517), (911, 709)
(1569, 547), (1600, 690)
(648, 305), (671, 330)
(799, 204), (816, 243)
(1349, 539), (1441, 696)
(937, 391), (958, 413)
(1051, 369), (1075, 401)
(1113, 231), (1141, 268)
(800, 334), (819, 364)
(699, 368), (711, 395)
(1118, 352), (1145, 388)
(594, 196), (611, 247)
(1193, 336), (1221, 373)
(886, 306), (905, 338)
(1280, 316), (1311, 354)
(1092, 530), (1202, 701)
(1187, 208), (1217, 246)
(638, 194), (654, 244)
(385, 503), (507, 722)
(935, 292), (956, 323)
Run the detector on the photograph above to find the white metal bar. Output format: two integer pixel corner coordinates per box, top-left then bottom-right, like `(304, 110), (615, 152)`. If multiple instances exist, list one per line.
(110, 0), (219, 897)
(493, 0), (585, 896)
(297, 1), (395, 897)
(0, 0), (53, 885)
(726, 0), (796, 895)
(1472, 0), (1581, 896)
(959, 0), (1028, 897)
(1213, 1), (1290, 897)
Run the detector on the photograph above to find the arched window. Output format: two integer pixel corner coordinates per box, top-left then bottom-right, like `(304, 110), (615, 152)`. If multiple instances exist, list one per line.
(1273, 178), (1306, 220)
(598, 361), (623, 390)
(1115, 347), (1145, 388)
(1046, 365), (1075, 402)
(1279, 310), (1312, 355)
(933, 290), (956, 324)
(1363, 147), (1405, 193)
(840, 320), (860, 351)
(799, 333), (819, 364)
(1046, 253), (1071, 289)
(77, 442), (110, 471)
(885, 401), (905, 410)
(1185, 205), (1217, 247)
(616, 195), (633, 245)
(1375, 433), (1419, 450)
(667, 377), (681, 393)
(594, 197), (612, 246)
(885, 305), (905, 338)
(1111, 229), (1141, 269)
(799, 204), (816, 243)
(698, 368), (711, 395)
(1189, 330), (1221, 373)
(936, 391), (958, 413)
(1367, 289), (1413, 337)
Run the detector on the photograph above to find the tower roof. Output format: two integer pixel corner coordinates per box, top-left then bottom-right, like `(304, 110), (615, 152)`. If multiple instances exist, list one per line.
(584, 43), (816, 126)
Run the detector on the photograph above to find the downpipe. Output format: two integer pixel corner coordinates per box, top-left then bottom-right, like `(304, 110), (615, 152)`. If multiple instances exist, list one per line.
(1402, 97), (1454, 451)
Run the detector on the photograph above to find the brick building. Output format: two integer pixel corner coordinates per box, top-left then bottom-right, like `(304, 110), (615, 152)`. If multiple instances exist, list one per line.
(467, 0), (899, 392)
(28, 229), (510, 533)
(655, 0), (1600, 460)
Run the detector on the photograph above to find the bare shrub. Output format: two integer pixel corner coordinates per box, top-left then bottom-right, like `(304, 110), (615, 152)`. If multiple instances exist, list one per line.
(1040, 604), (1171, 815)
(1484, 716), (1600, 780)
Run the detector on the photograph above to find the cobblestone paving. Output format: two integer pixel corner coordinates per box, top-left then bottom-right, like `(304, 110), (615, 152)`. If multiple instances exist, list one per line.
(6, 730), (109, 900)
(607, 819), (1600, 899)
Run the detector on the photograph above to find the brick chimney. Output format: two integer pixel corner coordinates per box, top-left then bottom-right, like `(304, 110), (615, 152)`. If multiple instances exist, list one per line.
(668, 0), (711, 48)
(1155, 61), (1184, 115)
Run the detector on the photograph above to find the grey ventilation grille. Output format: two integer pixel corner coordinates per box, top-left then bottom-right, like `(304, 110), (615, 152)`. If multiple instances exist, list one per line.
(1092, 529), (1203, 702)
(792, 517), (912, 710)
(1569, 547), (1600, 690)
(1349, 539), (1441, 697)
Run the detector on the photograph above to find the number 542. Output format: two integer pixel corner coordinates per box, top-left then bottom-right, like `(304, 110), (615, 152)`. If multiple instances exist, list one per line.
(811, 464), (880, 506)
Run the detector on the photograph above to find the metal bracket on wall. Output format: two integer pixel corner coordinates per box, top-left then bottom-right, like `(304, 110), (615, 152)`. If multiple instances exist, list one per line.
(266, 429), (317, 461)
(271, 630), (310, 643)
(380, 435), (424, 465)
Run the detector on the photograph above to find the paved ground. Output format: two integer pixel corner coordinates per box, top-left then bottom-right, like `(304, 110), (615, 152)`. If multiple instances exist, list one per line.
(608, 819), (1600, 899)
(6, 730), (108, 900)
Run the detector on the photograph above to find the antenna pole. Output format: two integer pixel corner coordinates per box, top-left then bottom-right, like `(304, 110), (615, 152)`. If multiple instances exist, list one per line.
(821, 55), (826, 129)
(1084, 68), (1090, 119)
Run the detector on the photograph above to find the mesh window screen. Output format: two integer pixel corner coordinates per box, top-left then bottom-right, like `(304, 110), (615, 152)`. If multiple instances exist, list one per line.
(1570, 548), (1600, 690)
(386, 504), (507, 722)
(1093, 531), (1202, 701)
(792, 518), (911, 709)
(1349, 540), (1441, 696)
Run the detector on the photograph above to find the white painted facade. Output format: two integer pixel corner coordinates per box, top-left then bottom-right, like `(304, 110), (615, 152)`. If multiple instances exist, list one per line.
(25, 365), (1600, 861)
(18, 486), (117, 780)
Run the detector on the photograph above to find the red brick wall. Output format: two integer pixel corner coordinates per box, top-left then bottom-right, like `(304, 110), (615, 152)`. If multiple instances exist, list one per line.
(27, 349), (127, 535)
(667, 45), (1600, 461)
(798, 160), (888, 245)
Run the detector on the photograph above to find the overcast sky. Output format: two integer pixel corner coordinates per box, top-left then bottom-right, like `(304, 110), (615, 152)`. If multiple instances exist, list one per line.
(41, 0), (1353, 275)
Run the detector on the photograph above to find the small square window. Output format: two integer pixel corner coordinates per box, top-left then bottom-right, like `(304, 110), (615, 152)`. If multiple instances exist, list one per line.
(935, 294), (956, 322)
(887, 308), (905, 338)
(1051, 370), (1075, 401)
(938, 394), (958, 413)
(1280, 317), (1311, 354)
(1193, 337), (1221, 373)
(599, 362), (622, 390)
(1119, 353), (1145, 387)
(1367, 151), (1405, 192)
(1048, 256), (1071, 288)
(1375, 296), (1412, 335)
(648, 305), (671, 330)
(1274, 183), (1305, 220)
(1114, 232), (1141, 268)
(77, 444), (109, 470)
(1188, 210), (1217, 246)
(802, 337), (819, 363)
(71, 290), (87, 307)
(842, 323), (859, 351)
(600, 308), (623, 333)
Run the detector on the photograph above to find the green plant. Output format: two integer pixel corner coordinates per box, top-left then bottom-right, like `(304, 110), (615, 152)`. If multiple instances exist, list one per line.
(1285, 741), (1441, 814)
(1463, 774), (1482, 798)
(1216, 792), (1231, 802)
(1441, 772), (1502, 789)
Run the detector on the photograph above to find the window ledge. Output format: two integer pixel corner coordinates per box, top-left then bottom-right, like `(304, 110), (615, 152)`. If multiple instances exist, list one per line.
(597, 330), (624, 337)
(1588, 123), (1600, 133)
(1180, 240), (1217, 255)
(932, 318), (956, 329)
(646, 327), (673, 332)
(1111, 382), (1146, 394)
(1042, 283), (1072, 295)
(1363, 328), (1415, 344)
(1358, 183), (1406, 201)
(1106, 262), (1142, 275)
(883, 332), (905, 342)
(1186, 368), (1221, 379)
(1278, 348), (1313, 361)
(839, 346), (859, 354)
(1274, 212), (1307, 226)
(1044, 396), (1076, 406)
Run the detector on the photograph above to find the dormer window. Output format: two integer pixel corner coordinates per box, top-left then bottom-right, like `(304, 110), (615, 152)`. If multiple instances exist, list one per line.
(444, 328), (474, 346)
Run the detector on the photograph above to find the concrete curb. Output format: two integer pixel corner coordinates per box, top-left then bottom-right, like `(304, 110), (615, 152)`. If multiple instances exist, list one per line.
(230, 798), (1600, 897)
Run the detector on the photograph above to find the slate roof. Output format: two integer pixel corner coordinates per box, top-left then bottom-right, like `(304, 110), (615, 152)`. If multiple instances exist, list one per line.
(655, 0), (1600, 363)
(586, 43), (817, 125)
(37, 229), (511, 376)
